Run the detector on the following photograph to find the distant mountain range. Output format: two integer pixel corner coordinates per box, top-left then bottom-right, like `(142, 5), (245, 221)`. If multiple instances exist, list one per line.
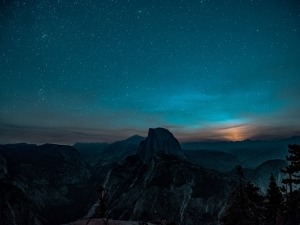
(73, 135), (300, 169)
(181, 136), (300, 168)
(0, 130), (299, 225)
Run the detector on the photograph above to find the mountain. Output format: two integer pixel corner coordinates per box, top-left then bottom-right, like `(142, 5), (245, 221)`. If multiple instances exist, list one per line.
(2, 131), (297, 225)
(246, 159), (288, 194)
(137, 128), (185, 164)
(90, 128), (234, 225)
(181, 137), (300, 168)
(225, 159), (288, 194)
(94, 135), (145, 166)
(184, 150), (240, 172)
(0, 151), (8, 179)
(0, 143), (94, 225)
(73, 142), (108, 165)
(0, 152), (43, 225)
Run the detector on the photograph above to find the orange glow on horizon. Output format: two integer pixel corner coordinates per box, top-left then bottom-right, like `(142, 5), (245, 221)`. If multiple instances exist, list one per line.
(217, 125), (250, 141)
(175, 124), (258, 142)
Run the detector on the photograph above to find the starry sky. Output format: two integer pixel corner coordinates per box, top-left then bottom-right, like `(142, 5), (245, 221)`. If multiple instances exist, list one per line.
(1, 0), (300, 144)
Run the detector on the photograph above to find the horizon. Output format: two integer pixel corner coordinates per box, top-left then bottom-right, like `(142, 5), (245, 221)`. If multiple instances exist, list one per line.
(1, 122), (300, 144)
(1, 1), (300, 144)
(1, 127), (300, 146)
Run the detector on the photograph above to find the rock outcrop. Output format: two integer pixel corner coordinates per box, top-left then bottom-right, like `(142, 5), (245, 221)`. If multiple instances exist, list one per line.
(91, 128), (233, 225)
(0, 153), (8, 179)
(137, 128), (185, 164)
(0, 143), (93, 225)
(0, 153), (42, 225)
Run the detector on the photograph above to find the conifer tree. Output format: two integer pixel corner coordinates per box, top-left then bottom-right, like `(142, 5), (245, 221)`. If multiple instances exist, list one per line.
(281, 144), (300, 225)
(285, 190), (300, 225)
(221, 166), (264, 225)
(264, 174), (284, 225)
(244, 182), (265, 225)
(281, 144), (300, 193)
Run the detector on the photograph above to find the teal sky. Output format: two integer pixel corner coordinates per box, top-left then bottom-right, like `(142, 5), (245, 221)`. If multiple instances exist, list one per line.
(1, 0), (300, 144)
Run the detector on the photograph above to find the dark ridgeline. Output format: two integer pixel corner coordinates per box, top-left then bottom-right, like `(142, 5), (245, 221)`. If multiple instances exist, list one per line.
(1, 129), (300, 225)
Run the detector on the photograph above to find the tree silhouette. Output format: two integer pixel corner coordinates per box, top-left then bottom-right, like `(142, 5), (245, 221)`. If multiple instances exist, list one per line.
(281, 144), (300, 225)
(244, 182), (265, 225)
(264, 174), (284, 225)
(281, 144), (300, 193)
(221, 166), (264, 225)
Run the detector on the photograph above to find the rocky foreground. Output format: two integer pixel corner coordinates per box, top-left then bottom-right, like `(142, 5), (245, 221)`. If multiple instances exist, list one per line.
(63, 219), (157, 225)
(0, 128), (290, 225)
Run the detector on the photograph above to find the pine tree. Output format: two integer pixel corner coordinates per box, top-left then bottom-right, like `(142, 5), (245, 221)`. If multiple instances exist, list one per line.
(281, 144), (300, 225)
(285, 190), (300, 225)
(281, 144), (300, 193)
(221, 166), (264, 225)
(286, 144), (300, 173)
(244, 182), (265, 225)
(264, 174), (284, 225)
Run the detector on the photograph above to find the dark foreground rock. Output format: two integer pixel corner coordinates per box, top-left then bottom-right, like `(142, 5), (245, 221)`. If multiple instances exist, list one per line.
(0, 143), (94, 225)
(90, 128), (234, 225)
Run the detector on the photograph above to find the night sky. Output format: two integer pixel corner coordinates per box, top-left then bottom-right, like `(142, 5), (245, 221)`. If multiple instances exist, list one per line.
(1, 0), (300, 144)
